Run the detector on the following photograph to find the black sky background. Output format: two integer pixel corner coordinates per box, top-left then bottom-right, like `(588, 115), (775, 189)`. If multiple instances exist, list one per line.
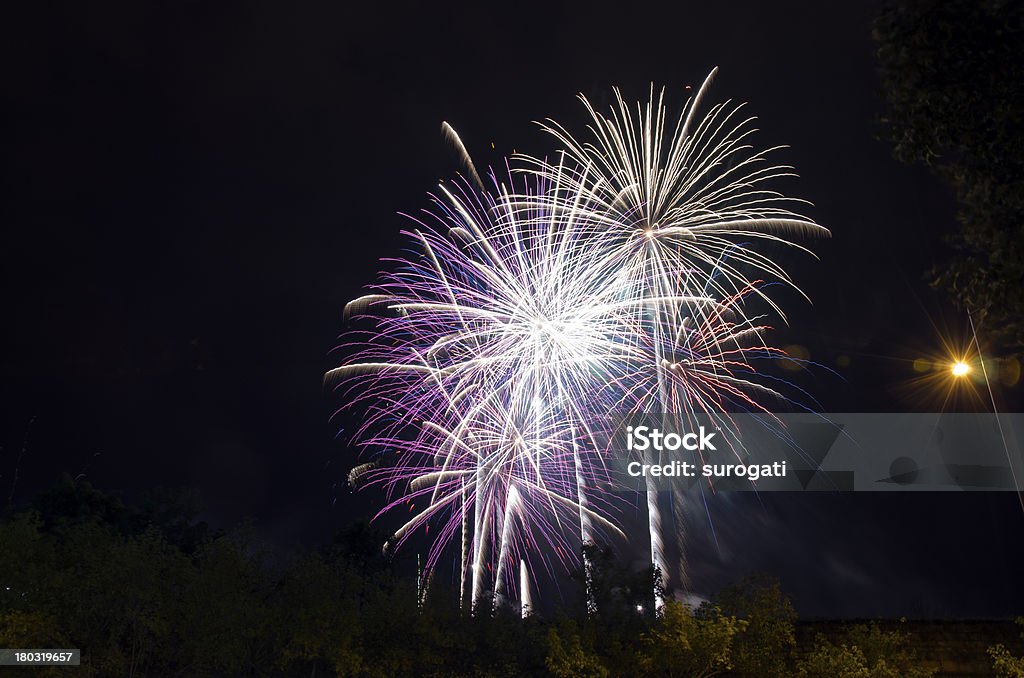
(2, 0), (1022, 617)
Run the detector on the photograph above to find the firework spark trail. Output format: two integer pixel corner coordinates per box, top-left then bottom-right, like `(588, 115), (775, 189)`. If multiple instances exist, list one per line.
(520, 559), (532, 618)
(573, 438), (597, 615)
(331, 168), (641, 610)
(516, 71), (828, 602)
(492, 484), (520, 611)
(330, 72), (825, 611)
(518, 69), (828, 331)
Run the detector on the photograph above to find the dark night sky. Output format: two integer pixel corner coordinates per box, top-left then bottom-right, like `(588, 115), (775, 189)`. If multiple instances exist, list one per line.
(2, 1), (1021, 617)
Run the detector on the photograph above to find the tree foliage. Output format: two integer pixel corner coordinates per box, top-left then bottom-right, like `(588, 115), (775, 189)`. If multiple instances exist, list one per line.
(713, 575), (796, 677)
(989, 618), (1024, 678)
(0, 479), (1009, 676)
(874, 0), (1024, 353)
(797, 623), (935, 678)
(545, 619), (609, 678)
(637, 602), (746, 678)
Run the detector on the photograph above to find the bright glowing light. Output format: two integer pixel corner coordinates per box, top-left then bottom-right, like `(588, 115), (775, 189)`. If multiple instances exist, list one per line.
(518, 69), (827, 609)
(328, 72), (825, 612)
(951, 361), (971, 377)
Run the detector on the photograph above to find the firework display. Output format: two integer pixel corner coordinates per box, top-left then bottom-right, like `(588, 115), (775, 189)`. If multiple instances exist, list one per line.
(328, 70), (827, 613)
